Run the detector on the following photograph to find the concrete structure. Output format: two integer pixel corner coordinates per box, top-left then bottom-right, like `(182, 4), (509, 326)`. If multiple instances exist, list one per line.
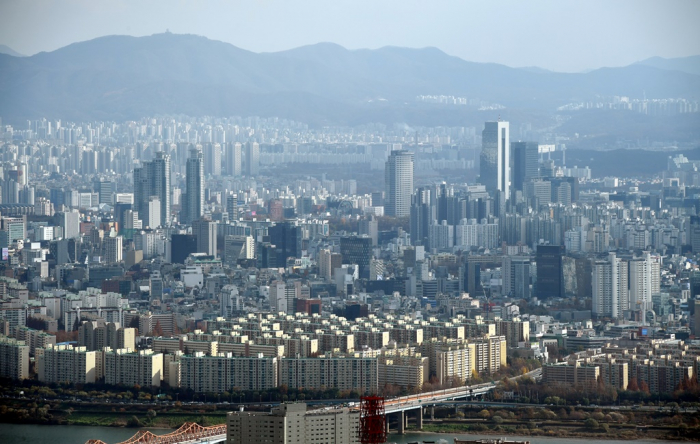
(227, 403), (360, 444)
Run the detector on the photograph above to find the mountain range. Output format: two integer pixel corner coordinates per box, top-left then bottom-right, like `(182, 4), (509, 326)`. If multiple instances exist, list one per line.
(0, 33), (698, 126)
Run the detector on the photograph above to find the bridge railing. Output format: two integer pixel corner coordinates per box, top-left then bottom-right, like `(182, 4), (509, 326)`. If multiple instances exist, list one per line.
(85, 422), (226, 444)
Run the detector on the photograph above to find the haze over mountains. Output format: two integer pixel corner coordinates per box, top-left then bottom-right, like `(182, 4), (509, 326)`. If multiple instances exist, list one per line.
(0, 33), (698, 127)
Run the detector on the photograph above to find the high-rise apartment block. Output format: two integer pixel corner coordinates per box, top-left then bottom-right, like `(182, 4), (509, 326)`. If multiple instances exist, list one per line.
(245, 141), (260, 176)
(37, 344), (97, 384)
(104, 348), (163, 387)
(0, 335), (29, 380)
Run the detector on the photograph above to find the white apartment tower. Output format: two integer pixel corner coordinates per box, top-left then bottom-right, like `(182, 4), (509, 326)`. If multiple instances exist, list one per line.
(629, 252), (661, 308)
(592, 252), (628, 318)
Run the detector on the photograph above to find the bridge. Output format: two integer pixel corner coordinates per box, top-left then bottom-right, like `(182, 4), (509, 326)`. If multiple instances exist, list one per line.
(376, 368), (541, 434)
(378, 382), (496, 434)
(85, 422), (226, 444)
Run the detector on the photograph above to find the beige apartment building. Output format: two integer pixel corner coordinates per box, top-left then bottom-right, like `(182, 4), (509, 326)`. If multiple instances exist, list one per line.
(280, 354), (378, 393)
(37, 344), (96, 384)
(104, 348), (163, 387)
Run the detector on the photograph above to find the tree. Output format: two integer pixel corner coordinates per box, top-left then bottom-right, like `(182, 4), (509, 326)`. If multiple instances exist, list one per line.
(628, 377), (639, 392)
(584, 418), (599, 429)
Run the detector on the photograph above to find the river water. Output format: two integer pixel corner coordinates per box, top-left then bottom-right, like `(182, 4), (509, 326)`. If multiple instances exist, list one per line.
(0, 423), (674, 444)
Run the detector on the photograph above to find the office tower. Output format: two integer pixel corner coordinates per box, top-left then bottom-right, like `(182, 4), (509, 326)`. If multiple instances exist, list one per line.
(268, 221), (302, 267)
(535, 244), (564, 299)
(225, 142), (242, 176)
(340, 235), (373, 279)
(480, 120), (510, 198)
(359, 215), (379, 246)
(245, 141), (260, 176)
(169, 234), (198, 264)
(0, 216), (26, 248)
(96, 180), (114, 205)
(410, 188), (434, 246)
(183, 148), (204, 225)
(226, 193), (238, 220)
(511, 141), (539, 195)
(224, 235), (255, 266)
(502, 255), (531, 299)
(133, 151), (171, 227)
(55, 210), (80, 239)
(689, 216), (700, 252)
(695, 299), (700, 337)
(592, 252), (627, 318)
(104, 236), (123, 263)
(385, 150), (414, 217)
(192, 218), (217, 256)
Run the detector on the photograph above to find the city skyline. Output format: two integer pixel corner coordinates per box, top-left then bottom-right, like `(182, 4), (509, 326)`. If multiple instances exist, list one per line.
(0, 2), (698, 442)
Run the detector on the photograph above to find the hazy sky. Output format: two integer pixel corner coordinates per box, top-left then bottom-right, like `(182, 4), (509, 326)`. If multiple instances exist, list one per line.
(1, 0), (698, 72)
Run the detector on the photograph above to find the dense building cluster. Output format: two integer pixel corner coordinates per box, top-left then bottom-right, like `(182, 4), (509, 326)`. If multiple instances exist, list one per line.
(0, 115), (698, 400)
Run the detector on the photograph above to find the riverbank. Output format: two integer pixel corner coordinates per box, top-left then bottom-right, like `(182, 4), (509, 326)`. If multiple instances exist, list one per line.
(0, 397), (230, 429)
(419, 418), (698, 441)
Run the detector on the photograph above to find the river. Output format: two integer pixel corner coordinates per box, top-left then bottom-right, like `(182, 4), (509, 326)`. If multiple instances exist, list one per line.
(0, 423), (675, 443)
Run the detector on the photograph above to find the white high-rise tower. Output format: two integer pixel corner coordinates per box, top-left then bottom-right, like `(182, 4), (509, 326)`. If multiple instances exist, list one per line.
(384, 149), (414, 217)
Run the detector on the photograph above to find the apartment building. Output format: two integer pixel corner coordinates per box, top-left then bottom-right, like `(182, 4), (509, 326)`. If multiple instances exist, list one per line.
(0, 335), (29, 379)
(37, 344), (96, 384)
(104, 348), (163, 387)
(280, 354), (378, 393)
(179, 352), (278, 392)
(378, 354), (428, 390)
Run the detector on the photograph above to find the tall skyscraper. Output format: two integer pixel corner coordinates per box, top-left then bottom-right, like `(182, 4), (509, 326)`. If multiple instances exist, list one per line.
(245, 142), (260, 176)
(183, 148), (204, 225)
(268, 221), (302, 267)
(385, 149), (414, 217)
(480, 121), (510, 198)
(535, 244), (564, 299)
(511, 141), (539, 195)
(133, 151), (171, 228)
